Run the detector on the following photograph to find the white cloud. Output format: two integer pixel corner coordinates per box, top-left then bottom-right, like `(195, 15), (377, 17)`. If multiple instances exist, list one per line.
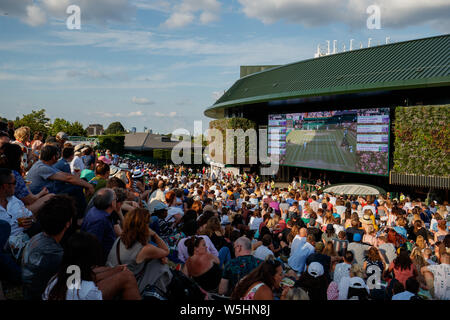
(237, 0), (450, 29)
(128, 110), (144, 116)
(133, 0), (171, 13)
(164, 11), (195, 28)
(131, 97), (155, 105)
(92, 110), (145, 118)
(163, 0), (221, 28)
(0, 0), (134, 27)
(23, 5), (47, 26)
(154, 111), (178, 118)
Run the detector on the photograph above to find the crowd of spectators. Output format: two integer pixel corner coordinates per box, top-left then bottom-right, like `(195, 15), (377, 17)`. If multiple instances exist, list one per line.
(0, 124), (449, 301)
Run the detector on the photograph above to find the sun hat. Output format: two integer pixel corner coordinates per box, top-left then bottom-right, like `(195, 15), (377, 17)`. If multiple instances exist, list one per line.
(307, 262), (324, 278)
(98, 155), (111, 165)
(360, 214), (373, 225)
(132, 169), (144, 179)
(74, 144), (84, 152)
(118, 163), (130, 171)
(109, 165), (119, 177)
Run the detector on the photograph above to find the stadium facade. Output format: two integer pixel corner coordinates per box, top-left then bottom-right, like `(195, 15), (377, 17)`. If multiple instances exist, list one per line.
(204, 34), (450, 196)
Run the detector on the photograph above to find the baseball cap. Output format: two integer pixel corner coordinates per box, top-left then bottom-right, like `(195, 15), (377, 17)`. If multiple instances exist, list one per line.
(326, 224), (334, 231)
(353, 233), (362, 242)
(307, 262), (324, 278)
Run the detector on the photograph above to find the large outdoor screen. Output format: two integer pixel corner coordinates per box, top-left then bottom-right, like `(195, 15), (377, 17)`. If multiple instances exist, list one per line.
(268, 108), (390, 176)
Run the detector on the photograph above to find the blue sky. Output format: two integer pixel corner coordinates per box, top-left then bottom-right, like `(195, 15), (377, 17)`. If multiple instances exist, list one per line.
(0, 0), (449, 134)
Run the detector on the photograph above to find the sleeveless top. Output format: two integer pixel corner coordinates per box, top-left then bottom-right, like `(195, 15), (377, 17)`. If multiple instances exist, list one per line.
(242, 282), (266, 300)
(107, 238), (172, 294)
(192, 263), (222, 292)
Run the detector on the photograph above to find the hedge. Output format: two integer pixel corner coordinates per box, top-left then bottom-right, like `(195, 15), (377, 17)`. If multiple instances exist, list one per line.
(393, 105), (450, 176)
(209, 117), (257, 164)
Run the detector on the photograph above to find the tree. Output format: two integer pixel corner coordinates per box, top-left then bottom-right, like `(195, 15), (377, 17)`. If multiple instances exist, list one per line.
(49, 118), (87, 137)
(14, 109), (50, 138)
(49, 118), (72, 137)
(68, 121), (87, 137)
(105, 122), (125, 135)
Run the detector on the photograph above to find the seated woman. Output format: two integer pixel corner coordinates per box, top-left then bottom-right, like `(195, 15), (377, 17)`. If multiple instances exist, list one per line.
(43, 232), (140, 300)
(183, 236), (222, 292)
(0, 143), (53, 214)
(231, 257), (283, 300)
(165, 190), (184, 226)
(106, 208), (172, 295)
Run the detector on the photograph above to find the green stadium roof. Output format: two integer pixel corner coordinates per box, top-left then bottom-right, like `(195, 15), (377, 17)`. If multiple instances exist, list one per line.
(205, 34), (450, 118)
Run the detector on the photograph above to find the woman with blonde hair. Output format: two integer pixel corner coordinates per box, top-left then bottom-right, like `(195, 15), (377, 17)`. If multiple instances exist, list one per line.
(106, 208), (172, 295)
(12, 126), (33, 170)
(410, 247), (429, 290)
(191, 200), (203, 216)
(286, 224), (300, 245)
(363, 225), (377, 246)
(415, 235), (426, 251)
(323, 210), (334, 226)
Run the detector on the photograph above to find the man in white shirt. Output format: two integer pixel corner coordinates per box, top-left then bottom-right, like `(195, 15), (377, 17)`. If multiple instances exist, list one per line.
(0, 169), (34, 237)
(70, 145), (85, 176)
(253, 234), (274, 261)
(288, 234), (315, 274)
(421, 252), (450, 300)
(148, 180), (166, 207)
(310, 195), (320, 214)
(291, 228), (307, 254)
